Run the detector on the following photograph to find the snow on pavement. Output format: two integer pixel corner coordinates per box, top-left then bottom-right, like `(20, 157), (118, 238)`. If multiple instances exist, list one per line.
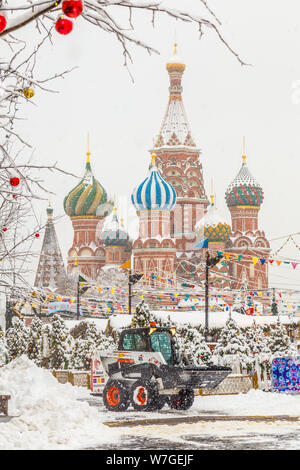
(193, 389), (300, 417)
(0, 356), (123, 450)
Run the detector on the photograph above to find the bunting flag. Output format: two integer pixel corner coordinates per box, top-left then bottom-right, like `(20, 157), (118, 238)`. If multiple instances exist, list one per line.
(120, 259), (131, 269)
(195, 238), (209, 249)
(204, 249), (299, 270)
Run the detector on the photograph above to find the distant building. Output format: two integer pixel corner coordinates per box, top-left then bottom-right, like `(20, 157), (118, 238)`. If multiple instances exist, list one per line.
(34, 204), (66, 290)
(44, 43), (270, 291)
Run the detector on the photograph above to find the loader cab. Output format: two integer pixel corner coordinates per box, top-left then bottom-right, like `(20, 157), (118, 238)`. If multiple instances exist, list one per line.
(118, 326), (179, 366)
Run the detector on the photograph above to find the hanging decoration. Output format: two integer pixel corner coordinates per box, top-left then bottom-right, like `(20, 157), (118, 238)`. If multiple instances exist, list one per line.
(23, 87), (35, 99)
(62, 0), (83, 18)
(55, 17), (73, 35)
(0, 14), (7, 33)
(9, 177), (20, 187)
(35, 233), (40, 238)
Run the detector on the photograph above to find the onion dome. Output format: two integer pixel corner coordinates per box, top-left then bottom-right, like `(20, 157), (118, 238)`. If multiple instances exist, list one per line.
(64, 150), (107, 217)
(131, 153), (177, 211)
(195, 195), (231, 243)
(101, 206), (129, 247)
(225, 154), (264, 208)
(166, 42), (186, 73)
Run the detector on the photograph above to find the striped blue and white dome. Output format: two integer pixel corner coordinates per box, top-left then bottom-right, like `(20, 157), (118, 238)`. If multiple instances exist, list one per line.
(131, 156), (177, 211)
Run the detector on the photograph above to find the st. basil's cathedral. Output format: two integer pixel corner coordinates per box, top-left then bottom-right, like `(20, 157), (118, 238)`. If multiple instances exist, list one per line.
(34, 45), (270, 293)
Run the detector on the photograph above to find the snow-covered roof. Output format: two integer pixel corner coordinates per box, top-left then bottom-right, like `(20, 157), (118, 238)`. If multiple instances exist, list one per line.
(157, 98), (195, 148)
(152, 310), (300, 329)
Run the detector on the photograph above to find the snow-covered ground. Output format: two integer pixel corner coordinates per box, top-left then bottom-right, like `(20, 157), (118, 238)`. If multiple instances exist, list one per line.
(2, 357), (300, 449)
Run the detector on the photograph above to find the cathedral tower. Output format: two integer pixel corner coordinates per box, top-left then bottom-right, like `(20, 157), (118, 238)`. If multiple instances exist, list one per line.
(99, 203), (131, 266)
(225, 143), (270, 290)
(131, 152), (177, 285)
(34, 204), (66, 290)
(63, 143), (112, 279)
(154, 43), (209, 253)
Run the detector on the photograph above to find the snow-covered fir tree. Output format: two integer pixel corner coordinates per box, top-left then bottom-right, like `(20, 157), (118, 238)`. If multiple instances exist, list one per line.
(6, 317), (29, 360)
(27, 316), (44, 365)
(50, 314), (71, 369)
(71, 322), (116, 370)
(246, 320), (270, 355)
(131, 299), (151, 327)
(0, 327), (8, 366)
(268, 318), (297, 356)
(40, 323), (52, 368)
(180, 327), (212, 365)
(213, 317), (252, 370)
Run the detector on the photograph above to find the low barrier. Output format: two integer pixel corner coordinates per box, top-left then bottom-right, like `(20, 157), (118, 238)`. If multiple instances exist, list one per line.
(0, 395), (11, 416)
(52, 370), (90, 389)
(198, 374), (253, 396)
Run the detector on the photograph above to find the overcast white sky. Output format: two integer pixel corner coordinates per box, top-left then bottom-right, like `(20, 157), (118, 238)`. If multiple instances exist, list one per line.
(14, 0), (300, 290)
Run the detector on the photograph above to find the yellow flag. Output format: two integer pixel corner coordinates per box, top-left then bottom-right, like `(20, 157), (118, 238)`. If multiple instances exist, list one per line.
(252, 257), (258, 265)
(120, 259), (131, 269)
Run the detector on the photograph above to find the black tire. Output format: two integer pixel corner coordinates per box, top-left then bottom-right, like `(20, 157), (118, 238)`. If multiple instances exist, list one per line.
(168, 389), (194, 410)
(130, 379), (158, 411)
(147, 396), (166, 411)
(103, 380), (129, 412)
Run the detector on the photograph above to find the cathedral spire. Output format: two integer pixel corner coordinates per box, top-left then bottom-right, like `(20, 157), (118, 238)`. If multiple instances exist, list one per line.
(156, 43), (196, 148)
(34, 205), (66, 290)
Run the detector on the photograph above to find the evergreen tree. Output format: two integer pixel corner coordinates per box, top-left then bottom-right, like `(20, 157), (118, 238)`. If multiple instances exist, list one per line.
(245, 320), (270, 355)
(271, 301), (278, 316)
(5, 317), (29, 360)
(180, 327), (212, 365)
(0, 327), (9, 366)
(50, 314), (71, 369)
(27, 316), (44, 365)
(71, 322), (116, 370)
(268, 318), (297, 356)
(41, 323), (52, 368)
(131, 299), (151, 327)
(213, 318), (252, 370)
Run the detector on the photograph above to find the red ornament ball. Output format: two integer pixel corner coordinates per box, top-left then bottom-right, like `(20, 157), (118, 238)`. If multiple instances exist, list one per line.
(35, 233), (40, 238)
(9, 177), (20, 187)
(0, 15), (7, 34)
(55, 17), (73, 35)
(62, 0), (83, 18)
(2, 228), (7, 232)
(12, 194), (17, 199)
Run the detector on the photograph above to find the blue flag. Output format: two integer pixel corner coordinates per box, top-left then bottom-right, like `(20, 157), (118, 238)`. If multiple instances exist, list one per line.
(195, 238), (209, 249)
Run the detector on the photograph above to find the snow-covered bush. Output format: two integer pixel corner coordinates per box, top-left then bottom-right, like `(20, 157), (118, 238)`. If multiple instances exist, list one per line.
(213, 317), (253, 372)
(180, 327), (212, 365)
(27, 316), (44, 365)
(50, 315), (71, 370)
(71, 321), (116, 370)
(268, 318), (297, 357)
(5, 317), (29, 361)
(0, 327), (9, 367)
(131, 299), (151, 327)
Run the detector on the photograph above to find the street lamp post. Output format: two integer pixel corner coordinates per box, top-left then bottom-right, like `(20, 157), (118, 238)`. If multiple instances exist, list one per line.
(204, 250), (223, 342)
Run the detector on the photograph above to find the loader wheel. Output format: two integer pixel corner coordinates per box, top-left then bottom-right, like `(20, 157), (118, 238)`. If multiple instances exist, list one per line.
(130, 380), (158, 411)
(168, 389), (194, 410)
(103, 380), (129, 412)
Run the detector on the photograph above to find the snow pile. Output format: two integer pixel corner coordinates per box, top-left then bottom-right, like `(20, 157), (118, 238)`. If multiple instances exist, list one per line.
(0, 356), (119, 450)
